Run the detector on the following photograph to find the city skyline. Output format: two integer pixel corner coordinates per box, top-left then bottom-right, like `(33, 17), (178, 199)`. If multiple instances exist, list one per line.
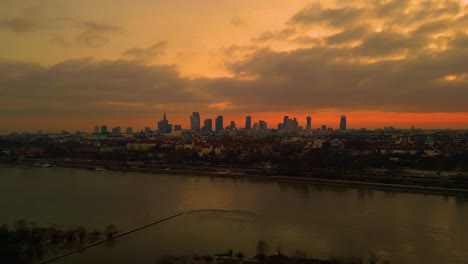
(8, 111), (468, 135)
(3, 110), (468, 134)
(1, 1), (468, 133)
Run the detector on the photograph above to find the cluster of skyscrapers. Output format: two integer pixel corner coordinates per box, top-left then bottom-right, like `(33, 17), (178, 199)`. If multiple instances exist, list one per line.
(94, 112), (347, 135)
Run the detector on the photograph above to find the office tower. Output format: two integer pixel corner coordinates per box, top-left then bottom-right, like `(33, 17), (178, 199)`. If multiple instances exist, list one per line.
(340, 115), (347, 131)
(94, 126), (100, 133)
(215, 115), (224, 132)
(158, 112), (173, 134)
(321, 125), (327, 131)
(230, 121), (236, 129)
(293, 117), (299, 129)
(259, 120), (267, 129)
(245, 115), (252, 129)
(190, 112), (201, 131)
(203, 119), (213, 132)
(126, 127), (133, 134)
(283, 116), (289, 129)
(306, 116), (311, 130)
(101, 125), (108, 134)
(112, 127), (121, 135)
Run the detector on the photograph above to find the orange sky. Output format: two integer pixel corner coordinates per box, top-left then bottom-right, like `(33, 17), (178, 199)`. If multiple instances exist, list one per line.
(0, 0), (467, 133)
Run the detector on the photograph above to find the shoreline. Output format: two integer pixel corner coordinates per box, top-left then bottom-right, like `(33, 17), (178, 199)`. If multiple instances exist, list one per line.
(4, 162), (468, 197)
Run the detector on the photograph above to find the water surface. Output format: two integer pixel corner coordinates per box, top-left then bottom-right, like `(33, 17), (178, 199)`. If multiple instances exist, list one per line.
(1, 166), (468, 264)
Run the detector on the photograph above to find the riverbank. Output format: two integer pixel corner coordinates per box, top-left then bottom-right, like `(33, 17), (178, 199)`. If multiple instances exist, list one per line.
(5, 161), (468, 197)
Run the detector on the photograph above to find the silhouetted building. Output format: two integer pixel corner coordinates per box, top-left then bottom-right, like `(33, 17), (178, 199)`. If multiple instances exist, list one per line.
(158, 112), (173, 134)
(112, 127), (121, 135)
(174, 125), (182, 131)
(281, 116), (298, 130)
(293, 117), (299, 129)
(94, 126), (100, 133)
(144, 126), (151, 135)
(306, 116), (311, 130)
(321, 125), (327, 131)
(203, 119), (213, 132)
(340, 115), (347, 131)
(245, 116), (252, 129)
(101, 125), (107, 134)
(229, 121), (236, 129)
(215, 115), (224, 132)
(259, 120), (267, 129)
(126, 127), (133, 134)
(190, 112), (201, 132)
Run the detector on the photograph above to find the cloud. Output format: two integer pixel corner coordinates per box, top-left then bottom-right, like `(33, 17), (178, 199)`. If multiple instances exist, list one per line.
(123, 41), (168, 61)
(253, 28), (296, 42)
(325, 25), (369, 45)
(0, 59), (196, 119)
(0, 18), (36, 33)
(230, 16), (252, 27)
(77, 21), (122, 47)
(289, 3), (366, 28)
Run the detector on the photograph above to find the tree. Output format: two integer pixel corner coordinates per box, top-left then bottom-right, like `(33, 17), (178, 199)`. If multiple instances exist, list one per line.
(256, 240), (269, 258)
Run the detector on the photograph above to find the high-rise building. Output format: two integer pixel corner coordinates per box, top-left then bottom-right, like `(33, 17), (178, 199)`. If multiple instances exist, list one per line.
(259, 120), (267, 129)
(203, 119), (213, 132)
(112, 127), (121, 135)
(101, 125), (108, 134)
(215, 115), (223, 132)
(158, 112), (173, 134)
(293, 117), (299, 129)
(306, 116), (311, 130)
(340, 115), (347, 131)
(230, 121), (236, 129)
(281, 116), (299, 130)
(321, 125), (327, 131)
(126, 127), (133, 134)
(190, 112), (201, 132)
(144, 126), (151, 135)
(245, 116), (252, 129)
(94, 126), (100, 133)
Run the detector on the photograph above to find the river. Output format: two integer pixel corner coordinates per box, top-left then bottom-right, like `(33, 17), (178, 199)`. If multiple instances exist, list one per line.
(1, 166), (468, 264)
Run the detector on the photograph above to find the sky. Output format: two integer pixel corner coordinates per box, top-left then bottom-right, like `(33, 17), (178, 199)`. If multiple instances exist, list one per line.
(1, 0), (468, 133)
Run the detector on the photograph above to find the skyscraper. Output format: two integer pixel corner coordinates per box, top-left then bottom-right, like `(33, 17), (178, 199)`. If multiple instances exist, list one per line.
(190, 112), (201, 132)
(203, 119), (213, 132)
(126, 127), (133, 134)
(215, 115), (223, 132)
(245, 115), (252, 129)
(306, 116), (311, 130)
(259, 120), (267, 129)
(230, 121), (236, 129)
(100, 125), (108, 134)
(340, 115), (347, 131)
(94, 125), (100, 133)
(158, 112), (173, 134)
(112, 127), (121, 135)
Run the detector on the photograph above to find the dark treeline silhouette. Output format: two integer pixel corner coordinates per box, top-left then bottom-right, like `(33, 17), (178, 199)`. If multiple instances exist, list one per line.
(0, 221), (116, 264)
(155, 240), (391, 264)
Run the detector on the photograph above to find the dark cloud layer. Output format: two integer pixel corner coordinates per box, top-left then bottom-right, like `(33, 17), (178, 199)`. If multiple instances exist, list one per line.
(0, 18), (36, 33)
(0, 59), (192, 118)
(123, 41), (168, 61)
(77, 21), (123, 47)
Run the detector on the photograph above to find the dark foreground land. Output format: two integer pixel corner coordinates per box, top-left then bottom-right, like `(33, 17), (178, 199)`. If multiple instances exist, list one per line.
(1, 221), (390, 264)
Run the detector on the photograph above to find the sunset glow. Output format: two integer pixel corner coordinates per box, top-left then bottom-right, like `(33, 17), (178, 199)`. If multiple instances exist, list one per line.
(0, 0), (467, 133)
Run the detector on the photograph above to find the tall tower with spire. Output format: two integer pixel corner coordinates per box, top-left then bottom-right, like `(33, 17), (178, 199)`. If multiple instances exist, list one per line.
(158, 112), (172, 134)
